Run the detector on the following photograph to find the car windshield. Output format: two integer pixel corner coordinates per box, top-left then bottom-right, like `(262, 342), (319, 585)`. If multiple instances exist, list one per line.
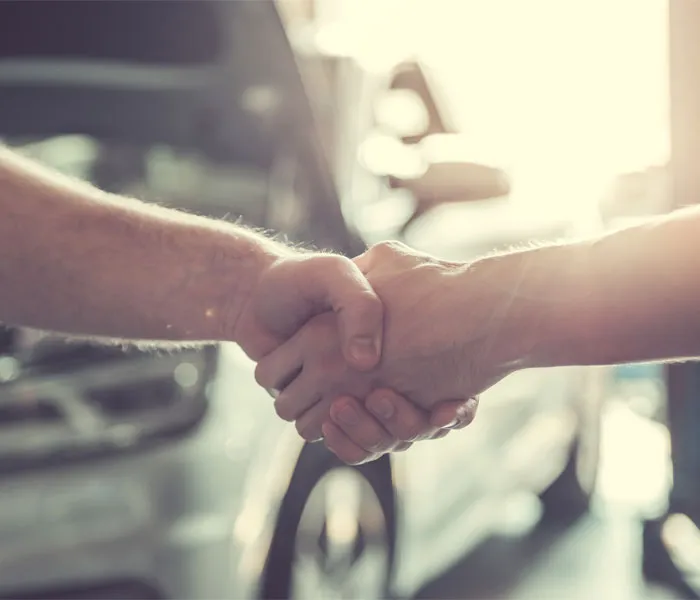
(311, 0), (670, 213)
(418, 1), (669, 202)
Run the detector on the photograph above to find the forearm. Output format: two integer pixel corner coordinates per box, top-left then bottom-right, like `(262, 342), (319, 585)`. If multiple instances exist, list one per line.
(484, 207), (700, 368)
(0, 147), (287, 342)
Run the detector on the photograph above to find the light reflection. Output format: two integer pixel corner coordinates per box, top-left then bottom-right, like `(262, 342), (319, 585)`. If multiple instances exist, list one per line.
(0, 356), (20, 382)
(596, 399), (671, 514)
(324, 469), (361, 549)
(174, 362), (199, 389)
(374, 89), (430, 138)
(663, 513), (700, 572)
(414, 0), (670, 214)
(358, 132), (426, 179)
(318, 0), (669, 218)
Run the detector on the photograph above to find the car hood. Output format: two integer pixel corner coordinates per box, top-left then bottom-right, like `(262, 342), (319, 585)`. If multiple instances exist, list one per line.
(0, 1), (312, 167)
(0, 1), (358, 254)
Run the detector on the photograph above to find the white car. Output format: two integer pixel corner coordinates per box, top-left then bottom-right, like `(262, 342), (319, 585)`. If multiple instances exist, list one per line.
(0, 2), (605, 599)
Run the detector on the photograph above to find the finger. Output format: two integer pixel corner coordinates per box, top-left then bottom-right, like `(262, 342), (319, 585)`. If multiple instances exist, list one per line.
(429, 428), (450, 440)
(429, 400), (465, 429)
(352, 249), (374, 274)
(255, 336), (304, 391)
(451, 397), (479, 429)
(295, 396), (333, 443)
(365, 388), (437, 442)
(298, 255), (383, 371)
(430, 397), (479, 430)
(329, 397), (396, 454)
(394, 441), (413, 452)
(353, 240), (409, 273)
(273, 371), (321, 422)
(322, 422), (380, 466)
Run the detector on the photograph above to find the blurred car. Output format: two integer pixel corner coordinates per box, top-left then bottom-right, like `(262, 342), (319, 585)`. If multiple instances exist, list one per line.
(0, 2), (606, 599)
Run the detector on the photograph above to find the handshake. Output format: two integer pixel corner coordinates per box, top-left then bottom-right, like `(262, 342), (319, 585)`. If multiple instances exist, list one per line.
(233, 240), (533, 465)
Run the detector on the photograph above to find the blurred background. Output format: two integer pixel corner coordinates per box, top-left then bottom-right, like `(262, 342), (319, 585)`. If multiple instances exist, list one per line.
(0, 0), (688, 598)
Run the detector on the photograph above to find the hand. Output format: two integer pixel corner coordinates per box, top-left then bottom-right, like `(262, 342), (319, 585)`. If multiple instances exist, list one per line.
(233, 251), (383, 370)
(254, 309), (476, 443)
(322, 391), (479, 465)
(255, 242), (470, 423)
(255, 240), (525, 439)
(349, 241), (527, 403)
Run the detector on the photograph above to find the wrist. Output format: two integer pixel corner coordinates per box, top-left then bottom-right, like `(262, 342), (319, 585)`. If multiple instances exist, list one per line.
(457, 243), (593, 373)
(215, 231), (294, 339)
(506, 243), (590, 369)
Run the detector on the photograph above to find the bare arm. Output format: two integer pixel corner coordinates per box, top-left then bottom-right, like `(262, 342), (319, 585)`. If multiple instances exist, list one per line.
(0, 146), (283, 342)
(0, 147), (383, 368)
(505, 206), (700, 368)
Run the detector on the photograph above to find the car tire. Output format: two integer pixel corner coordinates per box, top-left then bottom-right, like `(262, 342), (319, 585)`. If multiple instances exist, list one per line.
(539, 372), (605, 523)
(259, 445), (396, 600)
(539, 440), (597, 523)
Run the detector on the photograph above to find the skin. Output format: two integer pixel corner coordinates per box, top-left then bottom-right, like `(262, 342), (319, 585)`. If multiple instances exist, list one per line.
(256, 243), (484, 441)
(260, 208), (700, 463)
(0, 145), (384, 369)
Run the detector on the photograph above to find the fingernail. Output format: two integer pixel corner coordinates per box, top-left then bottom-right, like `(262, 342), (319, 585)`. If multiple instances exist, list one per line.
(441, 418), (459, 430)
(371, 397), (394, 420)
(337, 405), (358, 426)
(349, 337), (379, 364)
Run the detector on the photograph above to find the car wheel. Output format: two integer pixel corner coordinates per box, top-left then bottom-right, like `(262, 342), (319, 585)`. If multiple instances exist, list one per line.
(539, 372), (605, 523)
(260, 446), (395, 600)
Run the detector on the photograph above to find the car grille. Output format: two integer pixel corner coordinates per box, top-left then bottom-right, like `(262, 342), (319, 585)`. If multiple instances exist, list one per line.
(0, 579), (164, 600)
(0, 332), (215, 474)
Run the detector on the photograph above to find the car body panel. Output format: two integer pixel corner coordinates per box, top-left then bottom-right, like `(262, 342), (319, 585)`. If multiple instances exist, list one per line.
(392, 369), (581, 595)
(0, 343), (305, 599)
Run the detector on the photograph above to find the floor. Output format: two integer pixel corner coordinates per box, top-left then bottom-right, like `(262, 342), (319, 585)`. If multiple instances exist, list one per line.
(414, 400), (685, 600)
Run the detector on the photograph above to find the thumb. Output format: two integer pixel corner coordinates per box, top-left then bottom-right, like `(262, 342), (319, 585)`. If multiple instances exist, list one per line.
(298, 255), (384, 370)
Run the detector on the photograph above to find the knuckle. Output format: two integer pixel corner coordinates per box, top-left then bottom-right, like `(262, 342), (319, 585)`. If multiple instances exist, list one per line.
(241, 336), (270, 363)
(353, 285), (381, 300)
(401, 421), (424, 443)
(274, 395), (297, 422)
(454, 399), (479, 429)
(254, 361), (272, 388)
(366, 436), (390, 454)
(355, 289), (383, 310)
(369, 240), (404, 257)
(348, 293), (383, 321)
(344, 449), (371, 466)
(297, 419), (322, 443)
(297, 398), (332, 440)
(454, 415), (476, 429)
(311, 253), (351, 273)
(461, 410), (477, 427)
